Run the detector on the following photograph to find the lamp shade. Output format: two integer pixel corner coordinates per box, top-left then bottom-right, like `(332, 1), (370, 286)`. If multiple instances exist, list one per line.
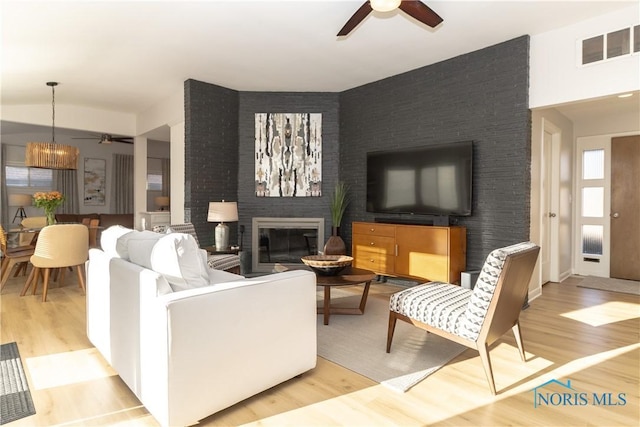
(207, 201), (238, 223)
(8, 194), (33, 207)
(155, 196), (170, 207)
(26, 142), (79, 170)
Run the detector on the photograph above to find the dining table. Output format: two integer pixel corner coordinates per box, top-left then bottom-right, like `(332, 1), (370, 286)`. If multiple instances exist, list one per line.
(3, 222), (103, 250)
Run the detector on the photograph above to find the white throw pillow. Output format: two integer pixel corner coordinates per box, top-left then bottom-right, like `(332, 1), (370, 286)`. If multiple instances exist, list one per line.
(100, 225), (133, 257)
(129, 233), (210, 292)
(115, 230), (163, 261)
(127, 238), (157, 270)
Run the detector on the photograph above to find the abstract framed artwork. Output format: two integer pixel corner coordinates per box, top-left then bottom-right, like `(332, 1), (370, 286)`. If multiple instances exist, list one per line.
(84, 158), (106, 205)
(255, 113), (322, 197)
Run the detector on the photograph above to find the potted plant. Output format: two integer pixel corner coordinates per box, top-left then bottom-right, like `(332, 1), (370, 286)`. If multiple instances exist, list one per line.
(324, 181), (350, 255)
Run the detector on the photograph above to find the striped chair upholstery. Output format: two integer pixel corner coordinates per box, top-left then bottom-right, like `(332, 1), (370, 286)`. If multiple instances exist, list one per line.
(154, 223), (241, 274)
(387, 242), (540, 395)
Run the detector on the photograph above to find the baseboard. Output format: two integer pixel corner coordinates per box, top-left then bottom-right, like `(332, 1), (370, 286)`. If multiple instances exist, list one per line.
(558, 269), (573, 283)
(528, 287), (542, 303)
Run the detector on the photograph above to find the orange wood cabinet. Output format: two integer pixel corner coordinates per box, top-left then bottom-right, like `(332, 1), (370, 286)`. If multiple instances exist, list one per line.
(351, 222), (466, 284)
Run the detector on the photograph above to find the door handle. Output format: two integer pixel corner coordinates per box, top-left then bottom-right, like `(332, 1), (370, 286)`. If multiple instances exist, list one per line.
(611, 212), (620, 218)
(548, 212), (557, 218)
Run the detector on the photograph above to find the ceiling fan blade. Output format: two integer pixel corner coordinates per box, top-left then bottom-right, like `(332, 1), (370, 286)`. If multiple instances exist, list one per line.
(398, 0), (443, 28)
(337, 1), (373, 36)
(112, 137), (133, 144)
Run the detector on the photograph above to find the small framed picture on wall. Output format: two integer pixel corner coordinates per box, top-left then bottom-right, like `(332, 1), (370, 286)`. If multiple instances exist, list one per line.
(84, 158), (106, 205)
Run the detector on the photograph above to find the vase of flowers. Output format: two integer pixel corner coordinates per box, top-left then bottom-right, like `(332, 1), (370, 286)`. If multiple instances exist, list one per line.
(33, 191), (65, 225)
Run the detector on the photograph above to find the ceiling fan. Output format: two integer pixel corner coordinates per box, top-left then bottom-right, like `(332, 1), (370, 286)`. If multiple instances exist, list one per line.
(337, 0), (443, 36)
(72, 133), (133, 145)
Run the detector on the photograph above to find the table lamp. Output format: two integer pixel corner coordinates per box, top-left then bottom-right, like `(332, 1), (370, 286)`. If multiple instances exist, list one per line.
(9, 194), (33, 223)
(207, 201), (238, 251)
(155, 196), (170, 211)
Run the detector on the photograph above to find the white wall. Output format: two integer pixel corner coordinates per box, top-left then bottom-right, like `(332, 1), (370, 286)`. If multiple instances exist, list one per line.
(2, 104), (136, 136)
(573, 108), (640, 137)
(530, 4), (640, 109)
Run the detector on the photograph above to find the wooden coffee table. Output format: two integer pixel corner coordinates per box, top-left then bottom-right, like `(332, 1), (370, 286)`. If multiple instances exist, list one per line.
(315, 266), (376, 325)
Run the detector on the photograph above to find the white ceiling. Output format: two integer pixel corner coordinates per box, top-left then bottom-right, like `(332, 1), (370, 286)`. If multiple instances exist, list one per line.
(2, 0), (636, 118)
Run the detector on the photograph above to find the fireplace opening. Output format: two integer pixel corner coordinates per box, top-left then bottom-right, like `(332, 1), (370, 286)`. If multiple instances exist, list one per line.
(252, 217), (325, 272)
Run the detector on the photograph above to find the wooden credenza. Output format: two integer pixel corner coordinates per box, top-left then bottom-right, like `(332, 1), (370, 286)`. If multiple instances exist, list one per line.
(352, 221), (466, 284)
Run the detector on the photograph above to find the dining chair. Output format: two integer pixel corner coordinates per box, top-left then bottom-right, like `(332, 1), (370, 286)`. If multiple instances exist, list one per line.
(21, 216), (47, 228)
(20, 224), (89, 302)
(18, 216), (47, 246)
(0, 225), (35, 291)
(88, 219), (100, 248)
(386, 242), (540, 394)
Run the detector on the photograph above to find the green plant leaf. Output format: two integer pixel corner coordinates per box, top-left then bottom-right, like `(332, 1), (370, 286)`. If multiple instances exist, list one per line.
(330, 181), (350, 227)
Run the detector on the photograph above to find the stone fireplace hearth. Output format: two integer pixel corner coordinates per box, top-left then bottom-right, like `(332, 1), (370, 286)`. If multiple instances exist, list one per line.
(252, 217), (325, 273)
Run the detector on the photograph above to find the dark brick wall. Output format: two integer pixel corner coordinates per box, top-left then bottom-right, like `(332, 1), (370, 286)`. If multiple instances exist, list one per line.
(237, 93), (340, 253)
(339, 36), (531, 269)
(184, 79), (239, 246)
(183, 36), (531, 270)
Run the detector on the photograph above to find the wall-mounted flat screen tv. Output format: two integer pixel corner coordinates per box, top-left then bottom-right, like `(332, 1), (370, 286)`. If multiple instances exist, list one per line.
(366, 141), (473, 216)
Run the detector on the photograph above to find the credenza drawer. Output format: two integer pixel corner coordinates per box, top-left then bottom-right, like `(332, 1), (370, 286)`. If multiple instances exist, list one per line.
(353, 253), (395, 274)
(352, 222), (396, 237)
(352, 234), (395, 254)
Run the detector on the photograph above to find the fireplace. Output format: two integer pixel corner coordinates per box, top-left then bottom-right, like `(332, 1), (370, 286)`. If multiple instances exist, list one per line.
(252, 217), (325, 273)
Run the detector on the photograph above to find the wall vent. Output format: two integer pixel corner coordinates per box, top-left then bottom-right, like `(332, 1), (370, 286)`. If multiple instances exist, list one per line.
(580, 24), (639, 66)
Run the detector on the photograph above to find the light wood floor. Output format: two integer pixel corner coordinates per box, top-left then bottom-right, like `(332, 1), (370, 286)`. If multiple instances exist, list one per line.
(1, 271), (638, 426)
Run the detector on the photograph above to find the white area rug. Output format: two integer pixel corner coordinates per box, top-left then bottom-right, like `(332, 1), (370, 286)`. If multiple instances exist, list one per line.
(577, 276), (640, 296)
(317, 290), (466, 392)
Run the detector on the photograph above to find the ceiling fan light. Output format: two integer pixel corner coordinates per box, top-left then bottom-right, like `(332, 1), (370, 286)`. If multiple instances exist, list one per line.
(370, 0), (401, 13)
(99, 134), (113, 144)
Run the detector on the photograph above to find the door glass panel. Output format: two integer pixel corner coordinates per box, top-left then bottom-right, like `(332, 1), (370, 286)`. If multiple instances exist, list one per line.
(582, 225), (603, 255)
(582, 187), (604, 217)
(582, 149), (604, 180)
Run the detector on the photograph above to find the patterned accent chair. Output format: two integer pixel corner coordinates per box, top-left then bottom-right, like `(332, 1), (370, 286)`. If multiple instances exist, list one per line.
(153, 223), (241, 274)
(387, 242), (540, 394)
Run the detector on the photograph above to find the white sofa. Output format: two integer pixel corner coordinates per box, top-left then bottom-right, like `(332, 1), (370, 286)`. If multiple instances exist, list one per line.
(86, 226), (317, 426)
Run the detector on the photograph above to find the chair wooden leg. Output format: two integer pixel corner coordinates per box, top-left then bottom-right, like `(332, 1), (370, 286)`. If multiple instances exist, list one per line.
(0, 260), (16, 290)
(42, 268), (51, 302)
(478, 343), (496, 395)
(512, 320), (526, 362)
(32, 268), (43, 295)
(386, 312), (398, 353)
(58, 267), (66, 288)
(13, 262), (27, 277)
(21, 267), (37, 296)
(76, 264), (86, 294)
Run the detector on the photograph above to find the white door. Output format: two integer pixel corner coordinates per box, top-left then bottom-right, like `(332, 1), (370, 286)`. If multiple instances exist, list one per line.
(575, 137), (609, 277)
(540, 120), (562, 283)
(540, 130), (553, 284)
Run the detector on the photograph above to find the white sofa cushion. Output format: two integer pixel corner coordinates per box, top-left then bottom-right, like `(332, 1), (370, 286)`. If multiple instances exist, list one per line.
(100, 225), (133, 257)
(128, 233), (210, 292)
(116, 230), (164, 261)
